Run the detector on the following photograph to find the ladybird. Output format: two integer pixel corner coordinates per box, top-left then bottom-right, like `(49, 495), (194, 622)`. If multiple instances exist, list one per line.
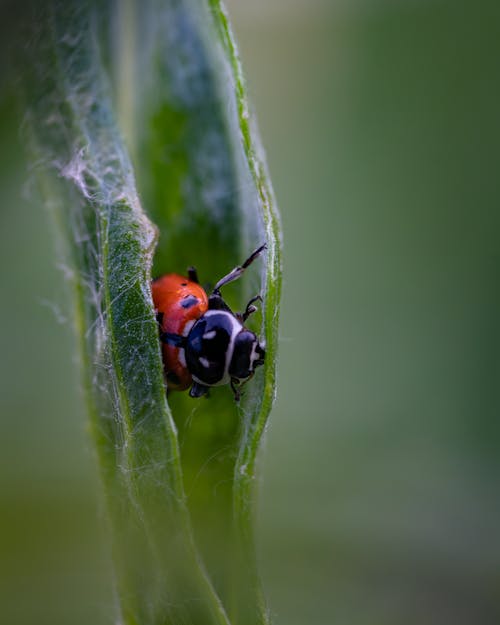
(152, 244), (266, 401)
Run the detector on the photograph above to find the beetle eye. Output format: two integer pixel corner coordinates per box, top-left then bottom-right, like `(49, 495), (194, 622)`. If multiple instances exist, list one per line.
(253, 343), (265, 368)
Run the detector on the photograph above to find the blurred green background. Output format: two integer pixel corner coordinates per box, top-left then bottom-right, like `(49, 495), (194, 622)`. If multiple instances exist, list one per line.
(1, 1), (500, 624)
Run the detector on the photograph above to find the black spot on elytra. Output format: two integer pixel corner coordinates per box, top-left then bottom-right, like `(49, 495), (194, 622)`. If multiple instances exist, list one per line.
(181, 295), (198, 309)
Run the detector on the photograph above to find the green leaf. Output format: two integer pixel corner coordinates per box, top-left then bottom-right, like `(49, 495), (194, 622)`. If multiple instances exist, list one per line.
(122, 1), (281, 622)
(24, 1), (281, 624)
(25, 3), (230, 625)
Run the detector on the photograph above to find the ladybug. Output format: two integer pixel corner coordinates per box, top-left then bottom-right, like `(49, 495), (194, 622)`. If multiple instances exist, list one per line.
(152, 244), (266, 401)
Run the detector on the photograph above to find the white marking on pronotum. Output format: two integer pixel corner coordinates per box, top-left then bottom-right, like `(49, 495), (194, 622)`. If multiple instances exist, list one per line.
(199, 357), (210, 368)
(203, 330), (217, 340)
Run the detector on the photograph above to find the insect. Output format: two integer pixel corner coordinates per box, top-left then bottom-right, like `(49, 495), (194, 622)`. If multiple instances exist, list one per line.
(152, 244), (266, 401)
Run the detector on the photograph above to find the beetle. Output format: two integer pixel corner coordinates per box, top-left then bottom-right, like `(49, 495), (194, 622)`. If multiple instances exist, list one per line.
(152, 244), (266, 401)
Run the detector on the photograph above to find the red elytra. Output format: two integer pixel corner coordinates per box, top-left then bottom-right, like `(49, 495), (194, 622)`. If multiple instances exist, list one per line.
(152, 273), (208, 390)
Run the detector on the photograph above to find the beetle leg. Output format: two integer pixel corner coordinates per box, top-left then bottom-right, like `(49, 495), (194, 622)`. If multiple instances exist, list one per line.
(166, 371), (181, 386)
(160, 332), (186, 347)
(231, 378), (241, 402)
(242, 295), (262, 321)
(156, 311), (164, 325)
(190, 382), (210, 398)
(212, 244), (266, 296)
